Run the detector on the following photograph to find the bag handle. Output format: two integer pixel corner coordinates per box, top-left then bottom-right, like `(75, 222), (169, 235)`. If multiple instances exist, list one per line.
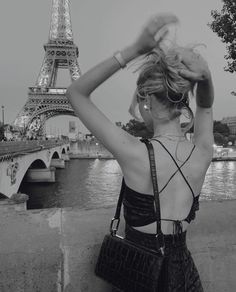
(110, 139), (164, 253)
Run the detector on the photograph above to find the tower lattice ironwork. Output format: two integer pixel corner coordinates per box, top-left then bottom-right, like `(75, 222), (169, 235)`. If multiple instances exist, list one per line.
(14, 0), (81, 135)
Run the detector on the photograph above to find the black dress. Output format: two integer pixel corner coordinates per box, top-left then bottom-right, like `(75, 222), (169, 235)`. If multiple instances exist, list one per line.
(113, 139), (204, 292)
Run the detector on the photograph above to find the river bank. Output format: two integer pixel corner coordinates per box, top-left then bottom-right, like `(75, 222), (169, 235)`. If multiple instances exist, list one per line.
(0, 199), (235, 291)
(69, 153), (114, 159)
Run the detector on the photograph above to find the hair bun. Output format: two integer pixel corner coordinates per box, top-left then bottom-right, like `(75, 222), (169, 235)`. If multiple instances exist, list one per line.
(129, 45), (196, 132)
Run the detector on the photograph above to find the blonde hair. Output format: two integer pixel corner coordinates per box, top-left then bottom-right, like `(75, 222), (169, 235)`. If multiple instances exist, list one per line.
(129, 46), (197, 133)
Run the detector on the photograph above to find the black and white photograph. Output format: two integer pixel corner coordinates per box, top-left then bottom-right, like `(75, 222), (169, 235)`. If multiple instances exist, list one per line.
(0, 0), (236, 291)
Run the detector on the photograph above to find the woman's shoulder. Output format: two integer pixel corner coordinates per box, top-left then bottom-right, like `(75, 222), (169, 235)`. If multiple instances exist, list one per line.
(148, 138), (211, 175)
(120, 136), (212, 171)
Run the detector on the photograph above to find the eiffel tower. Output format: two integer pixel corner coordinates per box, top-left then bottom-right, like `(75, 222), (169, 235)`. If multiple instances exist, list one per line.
(14, 0), (81, 135)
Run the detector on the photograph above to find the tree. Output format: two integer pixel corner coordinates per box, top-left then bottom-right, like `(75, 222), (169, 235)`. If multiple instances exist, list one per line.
(123, 119), (231, 144)
(213, 120), (230, 146)
(122, 119), (153, 138)
(228, 134), (236, 144)
(209, 0), (236, 73)
(213, 120), (230, 136)
(214, 132), (228, 146)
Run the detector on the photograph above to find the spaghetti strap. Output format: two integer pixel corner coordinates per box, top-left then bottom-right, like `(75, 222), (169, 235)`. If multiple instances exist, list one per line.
(159, 154), (193, 194)
(151, 139), (196, 197)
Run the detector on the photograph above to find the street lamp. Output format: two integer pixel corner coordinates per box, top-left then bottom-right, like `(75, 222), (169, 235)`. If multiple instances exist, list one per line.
(1, 105), (4, 126)
(1, 105), (5, 140)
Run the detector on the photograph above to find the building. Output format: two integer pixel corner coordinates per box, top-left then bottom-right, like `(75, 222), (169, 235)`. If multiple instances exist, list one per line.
(222, 116), (236, 135)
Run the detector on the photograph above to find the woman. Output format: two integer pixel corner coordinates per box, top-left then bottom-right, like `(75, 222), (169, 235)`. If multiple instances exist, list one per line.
(66, 14), (214, 292)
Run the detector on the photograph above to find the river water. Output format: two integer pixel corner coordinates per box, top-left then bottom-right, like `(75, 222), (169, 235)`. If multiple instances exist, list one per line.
(19, 159), (236, 210)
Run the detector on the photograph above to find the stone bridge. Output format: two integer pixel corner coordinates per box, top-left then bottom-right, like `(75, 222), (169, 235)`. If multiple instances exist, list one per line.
(0, 140), (70, 198)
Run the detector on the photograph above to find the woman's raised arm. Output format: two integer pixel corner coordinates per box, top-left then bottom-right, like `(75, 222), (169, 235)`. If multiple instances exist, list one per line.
(66, 14), (178, 163)
(179, 51), (214, 157)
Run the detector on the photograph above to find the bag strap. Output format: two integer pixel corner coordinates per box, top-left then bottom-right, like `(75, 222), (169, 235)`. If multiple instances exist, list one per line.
(140, 138), (162, 235)
(109, 179), (125, 235)
(110, 139), (164, 246)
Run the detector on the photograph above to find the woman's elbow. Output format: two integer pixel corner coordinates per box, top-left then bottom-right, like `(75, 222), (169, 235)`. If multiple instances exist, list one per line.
(66, 85), (89, 105)
(66, 82), (89, 99)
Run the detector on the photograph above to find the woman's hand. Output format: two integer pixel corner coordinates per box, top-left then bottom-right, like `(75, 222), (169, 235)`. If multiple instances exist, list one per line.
(178, 49), (214, 108)
(179, 50), (212, 82)
(132, 14), (179, 55)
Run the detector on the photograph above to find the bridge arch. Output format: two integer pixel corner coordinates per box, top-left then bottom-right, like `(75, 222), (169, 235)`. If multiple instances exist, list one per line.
(51, 151), (60, 159)
(29, 159), (47, 169)
(13, 156), (49, 198)
(19, 159), (47, 190)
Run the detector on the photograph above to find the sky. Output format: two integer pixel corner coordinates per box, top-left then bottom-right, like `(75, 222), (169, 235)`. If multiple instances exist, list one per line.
(0, 0), (235, 135)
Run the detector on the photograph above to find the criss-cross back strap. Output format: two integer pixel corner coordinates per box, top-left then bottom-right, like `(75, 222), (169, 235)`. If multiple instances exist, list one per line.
(158, 153), (194, 194)
(151, 139), (196, 197)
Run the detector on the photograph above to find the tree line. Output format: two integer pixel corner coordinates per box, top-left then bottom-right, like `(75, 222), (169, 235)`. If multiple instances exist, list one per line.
(119, 119), (235, 146)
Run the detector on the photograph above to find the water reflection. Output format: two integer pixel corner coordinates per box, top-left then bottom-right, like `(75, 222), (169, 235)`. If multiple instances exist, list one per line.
(228, 161), (235, 170)
(19, 160), (236, 210)
(85, 159), (122, 208)
(20, 159), (123, 210)
(201, 161), (236, 200)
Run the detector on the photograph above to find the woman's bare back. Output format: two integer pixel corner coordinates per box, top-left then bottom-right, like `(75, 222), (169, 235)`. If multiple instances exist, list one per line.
(120, 138), (212, 234)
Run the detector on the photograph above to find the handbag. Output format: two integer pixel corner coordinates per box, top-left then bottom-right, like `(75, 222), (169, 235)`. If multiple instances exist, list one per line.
(95, 139), (165, 292)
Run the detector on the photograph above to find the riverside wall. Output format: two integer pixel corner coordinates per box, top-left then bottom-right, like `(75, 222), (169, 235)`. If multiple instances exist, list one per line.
(0, 200), (235, 292)
(69, 140), (114, 159)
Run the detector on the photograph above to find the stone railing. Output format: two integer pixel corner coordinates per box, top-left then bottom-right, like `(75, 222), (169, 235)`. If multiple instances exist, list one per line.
(0, 139), (68, 158)
(0, 200), (235, 292)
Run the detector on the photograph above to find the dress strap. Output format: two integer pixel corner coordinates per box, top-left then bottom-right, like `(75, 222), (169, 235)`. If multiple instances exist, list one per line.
(159, 152), (194, 194)
(151, 139), (196, 197)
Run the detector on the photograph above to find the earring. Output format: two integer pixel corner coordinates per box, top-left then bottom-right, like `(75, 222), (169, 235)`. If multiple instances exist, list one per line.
(144, 97), (152, 111)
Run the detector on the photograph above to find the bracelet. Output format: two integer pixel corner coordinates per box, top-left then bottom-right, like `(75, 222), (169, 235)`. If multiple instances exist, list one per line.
(113, 51), (127, 69)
